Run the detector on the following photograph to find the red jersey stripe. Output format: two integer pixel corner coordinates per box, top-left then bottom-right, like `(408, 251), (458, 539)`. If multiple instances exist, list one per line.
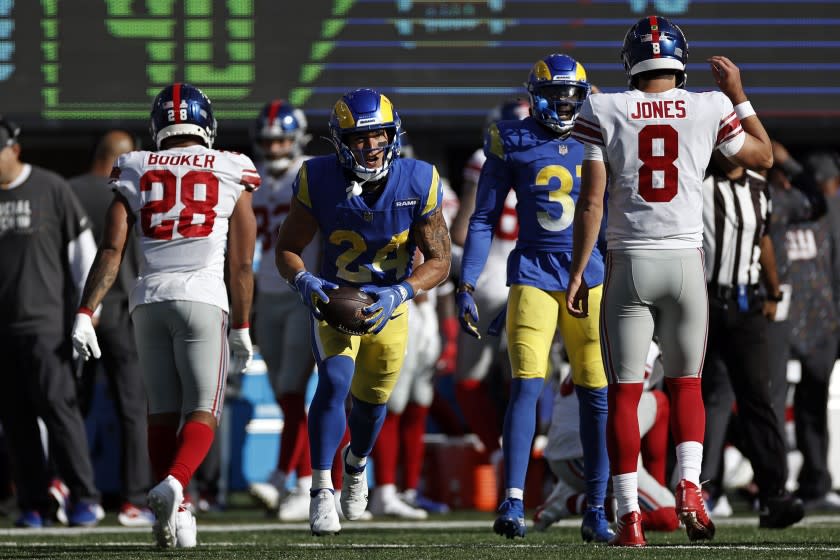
(172, 83), (181, 123)
(267, 100), (282, 126)
(649, 15), (661, 58)
(572, 121), (604, 143)
(716, 116), (742, 145)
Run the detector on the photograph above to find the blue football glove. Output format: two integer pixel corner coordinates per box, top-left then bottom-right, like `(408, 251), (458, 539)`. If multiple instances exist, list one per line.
(293, 271), (338, 320)
(456, 287), (481, 339)
(487, 306), (507, 337)
(361, 281), (414, 335)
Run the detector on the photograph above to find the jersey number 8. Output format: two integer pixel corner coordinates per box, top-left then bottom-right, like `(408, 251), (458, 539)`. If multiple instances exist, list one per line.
(638, 124), (679, 203)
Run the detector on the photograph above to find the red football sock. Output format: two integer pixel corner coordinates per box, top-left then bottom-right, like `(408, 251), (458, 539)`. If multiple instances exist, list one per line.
(607, 382), (644, 475)
(400, 403), (429, 490)
(332, 427), (351, 489)
(665, 377), (705, 445)
(298, 422), (313, 478)
(169, 421), (215, 490)
(371, 413), (399, 486)
(278, 394), (308, 475)
(148, 423), (178, 482)
(641, 389), (670, 485)
(455, 379), (501, 455)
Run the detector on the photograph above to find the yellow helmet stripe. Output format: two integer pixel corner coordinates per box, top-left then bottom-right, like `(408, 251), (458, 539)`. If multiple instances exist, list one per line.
(532, 60), (552, 81)
(333, 100), (355, 129)
(378, 94), (394, 123)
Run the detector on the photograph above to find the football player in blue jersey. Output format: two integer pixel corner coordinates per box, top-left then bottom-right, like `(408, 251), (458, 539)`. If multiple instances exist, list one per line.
(458, 54), (612, 541)
(274, 88), (451, 535)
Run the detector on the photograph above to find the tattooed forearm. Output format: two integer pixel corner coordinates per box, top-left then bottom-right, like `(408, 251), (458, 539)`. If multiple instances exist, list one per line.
(410, 207), (452, 292)
(80, 249), (122, 311)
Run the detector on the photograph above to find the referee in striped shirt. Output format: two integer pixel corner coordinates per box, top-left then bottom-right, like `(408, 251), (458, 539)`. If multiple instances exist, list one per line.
(699, 151), (804, 528)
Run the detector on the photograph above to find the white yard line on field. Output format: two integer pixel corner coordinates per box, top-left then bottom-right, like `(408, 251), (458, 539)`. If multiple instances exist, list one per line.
(0, 514), (837, 537)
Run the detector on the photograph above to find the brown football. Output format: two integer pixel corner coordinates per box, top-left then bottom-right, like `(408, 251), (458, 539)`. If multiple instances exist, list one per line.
(317, 286), (375, 335)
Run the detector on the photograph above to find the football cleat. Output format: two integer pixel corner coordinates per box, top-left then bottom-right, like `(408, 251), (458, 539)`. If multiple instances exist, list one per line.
(759, 492), (805, 529)
(610, 511), (646, 547)
(399, 489), (450, 514)
(493, 498), (526, 539)
(310, 488), (341, 536)
(149, 83), (217, 149)
(334, 490), (373, 521)
(581, 505), (615, 542)
(328, 88), (401, 182)
(277, 487), (311, 522)
(339, 445), (369, 520)
(533, 477), (576, 531)
(118, 502), (155, 527)
(369, 488), (428, 519)
(621, 15), (689, 88)
(641, 506), (680, 532)
(147, 475), (184, 548)
(14, 510), (43, 528)
(67, 502), (104, 527)
(249, 478), (285, 512)
(675, 479), (715, 541)
(47, 478), (70, 526)
(175, 508), (197, 548)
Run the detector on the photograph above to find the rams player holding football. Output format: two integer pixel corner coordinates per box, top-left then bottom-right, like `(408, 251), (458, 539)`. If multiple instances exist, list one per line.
(458, 54), (611, 541)
(274, 88), (451, 535)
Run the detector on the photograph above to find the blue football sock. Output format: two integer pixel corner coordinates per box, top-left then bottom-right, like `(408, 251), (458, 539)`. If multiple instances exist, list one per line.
(347, 395), (387, 460)
(575, 385), (609, 508)
(503, 377), (544, 491)
(308, 355), (354, 470)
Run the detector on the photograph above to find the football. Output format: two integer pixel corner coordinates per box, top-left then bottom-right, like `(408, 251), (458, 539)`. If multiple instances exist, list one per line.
(317, 286), (375, 335)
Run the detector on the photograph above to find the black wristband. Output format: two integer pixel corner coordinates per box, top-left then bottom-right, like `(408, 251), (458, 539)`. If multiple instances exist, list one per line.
(767, 292), (784, 302)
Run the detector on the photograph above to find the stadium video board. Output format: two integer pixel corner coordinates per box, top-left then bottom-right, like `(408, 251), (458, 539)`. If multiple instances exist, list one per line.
(1, 0), (838, 130)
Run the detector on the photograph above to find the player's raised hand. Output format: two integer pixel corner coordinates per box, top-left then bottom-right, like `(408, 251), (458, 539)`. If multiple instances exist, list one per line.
(708, 56), (747, 104)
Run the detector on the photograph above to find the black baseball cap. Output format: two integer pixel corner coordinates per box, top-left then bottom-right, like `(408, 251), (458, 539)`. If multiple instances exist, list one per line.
(0, 116), (20, 147)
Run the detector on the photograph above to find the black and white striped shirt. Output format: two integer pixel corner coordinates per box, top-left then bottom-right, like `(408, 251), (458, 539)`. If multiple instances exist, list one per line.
(703, 169), (772, 288)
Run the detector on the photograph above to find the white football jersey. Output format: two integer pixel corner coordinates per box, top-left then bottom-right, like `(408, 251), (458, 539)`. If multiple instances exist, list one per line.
(464, 148), (518, 296)
(252, 157), (320, 294)
(111, 145), (260, 312)
(572, 89), (745, 250)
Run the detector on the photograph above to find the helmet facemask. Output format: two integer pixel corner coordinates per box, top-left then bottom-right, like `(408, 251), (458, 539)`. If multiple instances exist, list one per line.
(529, 82), (590, 137)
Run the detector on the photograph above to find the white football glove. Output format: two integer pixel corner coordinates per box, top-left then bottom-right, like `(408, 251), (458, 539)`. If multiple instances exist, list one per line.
(71, 313), (101, 361)
(228, 327), (253, 374)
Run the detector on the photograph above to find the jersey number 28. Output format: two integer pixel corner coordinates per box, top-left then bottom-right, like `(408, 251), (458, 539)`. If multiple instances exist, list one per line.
(638, 124), (678, 203)
(139, 169), (219, 240)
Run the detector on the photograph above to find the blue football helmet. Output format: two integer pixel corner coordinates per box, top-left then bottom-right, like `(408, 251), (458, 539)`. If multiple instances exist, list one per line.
(328, 88), (401, 182)
(526, 54), (590, 137)
(150, 83), (217, 149)
(621, 15), (689, 88)
(252, 99), (310, 173)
